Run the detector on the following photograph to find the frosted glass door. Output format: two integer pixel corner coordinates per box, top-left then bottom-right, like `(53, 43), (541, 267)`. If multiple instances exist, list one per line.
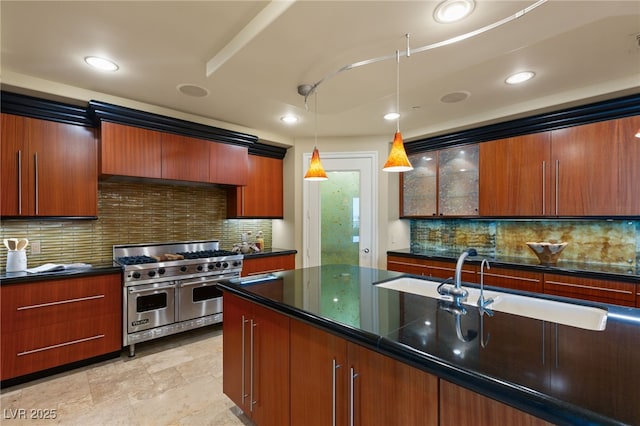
(402, 152), (438, 216)
(438, 145), (479, 216)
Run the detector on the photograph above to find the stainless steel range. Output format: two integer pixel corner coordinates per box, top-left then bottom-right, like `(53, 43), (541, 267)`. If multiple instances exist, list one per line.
(114, 240), (242, 356)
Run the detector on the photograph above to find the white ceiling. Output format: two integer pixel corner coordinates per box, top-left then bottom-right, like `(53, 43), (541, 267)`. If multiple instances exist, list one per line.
(1, 1), (639, 145)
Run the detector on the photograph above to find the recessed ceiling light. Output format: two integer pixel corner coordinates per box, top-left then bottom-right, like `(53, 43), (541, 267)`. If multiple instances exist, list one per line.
(84, 56), (119, 72)
(280, 114), (299, 124)
(434, 0), (475, 24)
(505, 71), (535, 85)
(384, 112), (400, 120)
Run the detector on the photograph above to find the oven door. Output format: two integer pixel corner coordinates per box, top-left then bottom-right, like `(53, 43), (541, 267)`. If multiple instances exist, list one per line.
(127, 281), (177, 333)
(178, 275), (229, 322)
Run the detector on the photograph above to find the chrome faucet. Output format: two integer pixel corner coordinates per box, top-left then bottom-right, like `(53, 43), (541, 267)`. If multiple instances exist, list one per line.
(454, 248), (477, 289)
(438, 248), (477, 302)
(477, 258), (494, 310)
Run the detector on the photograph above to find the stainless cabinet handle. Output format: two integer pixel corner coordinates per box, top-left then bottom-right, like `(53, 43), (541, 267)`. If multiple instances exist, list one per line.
(349, 367), (359, 426)
(241, 316), (248, 405)
(555, 159), (559, 216)
(17, 150), (22, 214)
(34, 152), (39, 214)
(332, 359), (342, 426)
(541, 161), (546, 215)
(17, 294), (104, 310)
(250, 319), (257, 411)
(128, 285), (176, 294)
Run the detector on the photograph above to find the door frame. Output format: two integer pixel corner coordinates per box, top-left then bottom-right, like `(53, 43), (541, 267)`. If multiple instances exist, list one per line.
(302, 151), (378, 268)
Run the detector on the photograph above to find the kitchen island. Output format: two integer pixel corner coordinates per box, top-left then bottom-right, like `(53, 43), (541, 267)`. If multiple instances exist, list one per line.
(218, 264), (640, 426)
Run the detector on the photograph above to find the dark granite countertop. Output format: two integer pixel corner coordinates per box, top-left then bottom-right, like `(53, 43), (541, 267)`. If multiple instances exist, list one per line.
(1, 261), (121, 285)
(241, 248), (297, 258)
(219, 264), (640, 426)
(388, 248), (640, 283)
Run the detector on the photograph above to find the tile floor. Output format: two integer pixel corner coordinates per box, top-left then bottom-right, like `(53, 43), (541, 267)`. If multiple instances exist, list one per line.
(0, 325), (252, 425)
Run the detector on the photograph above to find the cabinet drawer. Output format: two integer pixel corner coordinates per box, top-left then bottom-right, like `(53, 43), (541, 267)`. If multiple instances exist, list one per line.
(387, 255), (430, 275)
(543, 273), (636, 307)
(1, 313), (121, 380)
(479, 267), (543, 293)
(1, 274), (121, 332)
(428, 259), (477, 282)
(242, 254), (295, 277)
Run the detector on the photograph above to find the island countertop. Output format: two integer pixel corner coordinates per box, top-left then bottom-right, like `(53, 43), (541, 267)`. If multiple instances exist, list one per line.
(218, 264), (640, 426)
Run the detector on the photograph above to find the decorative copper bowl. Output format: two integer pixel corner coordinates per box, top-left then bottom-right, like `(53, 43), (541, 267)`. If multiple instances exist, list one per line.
(526, 241), (568, 265)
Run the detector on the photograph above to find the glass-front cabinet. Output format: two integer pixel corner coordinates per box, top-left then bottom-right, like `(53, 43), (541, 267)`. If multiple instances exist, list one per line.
(401, 145), (478, 217)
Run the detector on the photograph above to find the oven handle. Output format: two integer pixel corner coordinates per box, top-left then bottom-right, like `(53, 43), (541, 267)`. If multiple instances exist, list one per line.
(179, 274), (239, 288)
(128, 284), (176, 294)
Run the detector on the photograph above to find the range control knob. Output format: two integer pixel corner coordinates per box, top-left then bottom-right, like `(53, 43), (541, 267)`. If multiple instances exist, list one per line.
(132, 272), (141, 279)
(158, 268), (166, 275)
(180, 266), (187, 272)
(215, 262), (222, 268)
(207, 264), (214, 270)
(222, 262), (229, 269)
(148, 270), (156, 277)
(197, 265), (203, 271)
(233, 261), (241, 267)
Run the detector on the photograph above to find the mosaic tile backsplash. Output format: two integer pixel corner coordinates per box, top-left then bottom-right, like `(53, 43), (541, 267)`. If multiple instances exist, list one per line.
(410, 219), (639, 269)
(0, 181), (272, 271)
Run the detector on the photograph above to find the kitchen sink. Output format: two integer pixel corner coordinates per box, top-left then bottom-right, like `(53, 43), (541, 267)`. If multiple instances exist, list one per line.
(375, 277), (607, 331)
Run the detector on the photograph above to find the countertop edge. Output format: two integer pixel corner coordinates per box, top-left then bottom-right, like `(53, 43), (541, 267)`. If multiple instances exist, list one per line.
(219, 275), (628, 426)
(1, 265), (122, 285)
(241, 248), (297, 259)
(387, 250), (640, 284)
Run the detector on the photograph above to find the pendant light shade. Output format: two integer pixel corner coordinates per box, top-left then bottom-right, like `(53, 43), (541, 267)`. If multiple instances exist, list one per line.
(304, 147), (328, 181)
(383, 47), (413, 172)
(383, 131), (413, 172)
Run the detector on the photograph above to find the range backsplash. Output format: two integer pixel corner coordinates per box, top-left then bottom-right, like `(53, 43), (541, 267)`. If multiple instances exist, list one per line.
(410, 219), (639, 270)
(0, 181), (272, 270)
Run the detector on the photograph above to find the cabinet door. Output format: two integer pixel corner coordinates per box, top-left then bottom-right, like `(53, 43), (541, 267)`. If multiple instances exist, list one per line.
(228, 155), (283, 218)
(29, 119), (97, 216)
(222, 292), (250, 410)
(438, 145), (479, 216)
(100, 121), (162, 178)
(427, 259), (477, 283)
(291, 320), (348, 426)
(210, 143), (248, 185)
(160, 133), (210, 182)
(440, 380), (551, 426)
(1, 113), (29, 216)
(348, 342), (438, 426)
(551, 121), (618, 216)
(479, 133), (551, 216)
(221, 292), (290, 426)
(543, 273), (636, 307)
(241, 254), (295, 277)
(616, 115), (640, 215)
(401, 152), (438, 217)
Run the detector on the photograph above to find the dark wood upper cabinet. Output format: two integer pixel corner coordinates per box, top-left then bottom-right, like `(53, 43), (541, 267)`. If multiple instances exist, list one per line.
(99, 121), (162, 179)
(615, 115), (640, 216)
(479, 132), (551, 216)
(210, 143), (248, 186)
(550, 120), (619, 216)
(1, 113), (97, 217)
(160, 133), (210, 183)
(227, 155), (283, 218)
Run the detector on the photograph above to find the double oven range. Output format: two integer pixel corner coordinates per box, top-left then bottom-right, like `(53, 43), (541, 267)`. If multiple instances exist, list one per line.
(114, 240), (242, 356)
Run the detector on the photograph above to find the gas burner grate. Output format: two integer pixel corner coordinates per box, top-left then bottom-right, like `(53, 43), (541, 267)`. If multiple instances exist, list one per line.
(177, 250), (238, 259)
(117, 255), (158, 265)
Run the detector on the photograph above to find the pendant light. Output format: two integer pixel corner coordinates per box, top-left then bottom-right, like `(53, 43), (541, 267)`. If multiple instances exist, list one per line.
(304, 91), (328, 181)
(383, 48), (413, 172)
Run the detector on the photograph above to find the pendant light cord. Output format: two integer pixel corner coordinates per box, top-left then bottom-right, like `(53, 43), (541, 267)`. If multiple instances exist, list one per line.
(396, 50), (400, 133)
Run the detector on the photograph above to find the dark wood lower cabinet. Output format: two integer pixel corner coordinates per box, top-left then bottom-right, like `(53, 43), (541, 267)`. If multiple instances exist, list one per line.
(222, 292), (290, 426)
(439, 380), (552, 426)
(0, 273), (122, 381)
(290, 320), (438, 426)
(479, 267), (543, 293)
(543, 273), (636, 307)
(241, 253), (295, 277)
